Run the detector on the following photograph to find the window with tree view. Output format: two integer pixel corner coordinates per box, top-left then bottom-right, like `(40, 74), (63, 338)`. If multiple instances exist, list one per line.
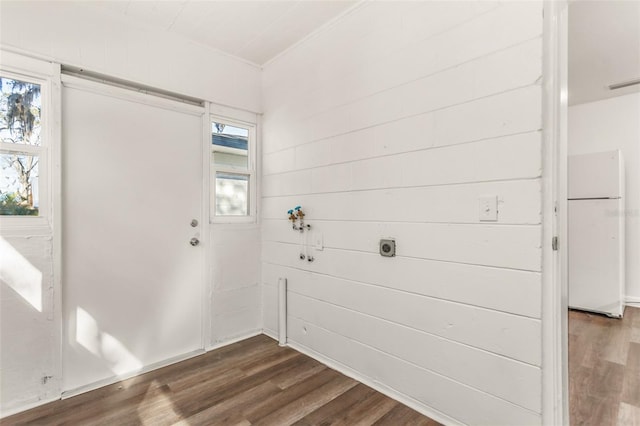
(1, 76), (42, 216)
(211, 120), (254, 219)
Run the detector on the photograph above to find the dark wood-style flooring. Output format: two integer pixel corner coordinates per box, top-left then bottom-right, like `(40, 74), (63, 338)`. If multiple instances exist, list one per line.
(570, 306), (640, 426)
(3, 335), (439, 426)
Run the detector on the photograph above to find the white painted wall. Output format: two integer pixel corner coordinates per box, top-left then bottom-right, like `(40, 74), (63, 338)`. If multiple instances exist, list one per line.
(1, 1), (551, 422)
(261, 2), (544, 425)
(0, 230), (59, 413)
(0, 1), (263, 416)
(210, 223), (262, 347)
(0, 0), (261, 112)
(207, 105), (263, 348)
(568, 92), (640, 305)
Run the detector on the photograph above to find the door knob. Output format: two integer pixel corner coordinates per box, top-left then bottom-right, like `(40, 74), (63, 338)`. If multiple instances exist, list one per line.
(190, 237), (200, 246)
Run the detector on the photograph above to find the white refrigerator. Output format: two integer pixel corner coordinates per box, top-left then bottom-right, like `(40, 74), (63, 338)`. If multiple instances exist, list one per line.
(568, 150), (625, 318)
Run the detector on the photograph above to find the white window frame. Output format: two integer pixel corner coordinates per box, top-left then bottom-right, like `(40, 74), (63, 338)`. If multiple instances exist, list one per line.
(210, 115), (257, 223)
(0, 50), (62, 408)
(0, 66), (53, 229)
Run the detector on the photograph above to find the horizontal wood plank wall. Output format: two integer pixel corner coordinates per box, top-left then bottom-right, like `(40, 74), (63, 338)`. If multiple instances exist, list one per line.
(210, 224), (262, 346)
(261, 2), (543, 425)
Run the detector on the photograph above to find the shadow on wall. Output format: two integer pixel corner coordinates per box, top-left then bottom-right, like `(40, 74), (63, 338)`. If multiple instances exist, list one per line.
(0, 237), (42, 312)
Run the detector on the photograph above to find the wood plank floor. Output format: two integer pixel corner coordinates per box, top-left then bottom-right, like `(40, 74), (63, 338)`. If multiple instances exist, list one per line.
(3, 335), (439, 426)
(570, 306), (640, 426)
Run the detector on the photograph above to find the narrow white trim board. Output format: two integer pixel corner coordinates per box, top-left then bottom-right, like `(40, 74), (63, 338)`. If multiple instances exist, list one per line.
(263, 329), (278, 340)
(0, 396), (61, 419)
(626, 296), (640, 308)
(278, 278), (288, 346)
(61, 349), (205, 400)
(66, 328), (264, 400)
(61, 74), (204, 116)
(541, 1), (569, 425)
(283, 338), (462, 426)
(207, 330), (263, 352)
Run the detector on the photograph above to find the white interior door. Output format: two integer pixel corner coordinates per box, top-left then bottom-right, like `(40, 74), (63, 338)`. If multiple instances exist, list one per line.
(61, 77), (205, 392)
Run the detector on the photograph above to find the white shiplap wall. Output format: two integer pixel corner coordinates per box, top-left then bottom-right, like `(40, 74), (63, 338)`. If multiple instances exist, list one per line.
(210, 224), (262, 346)
(261, 2), (543, 425)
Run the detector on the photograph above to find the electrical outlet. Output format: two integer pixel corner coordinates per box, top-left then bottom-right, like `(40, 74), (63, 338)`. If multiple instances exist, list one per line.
(379, 239), (396, 257)
(479, 196), (498, 221)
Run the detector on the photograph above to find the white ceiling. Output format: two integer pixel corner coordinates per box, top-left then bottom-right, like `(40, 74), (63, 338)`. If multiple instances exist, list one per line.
(83, 0), (357, 67)
(81, 0), (640, 102)
(569, 0), (640, 105)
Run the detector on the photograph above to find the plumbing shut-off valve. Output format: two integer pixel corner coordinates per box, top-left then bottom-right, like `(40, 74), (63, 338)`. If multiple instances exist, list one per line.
(288, 206), (310, 232)
(289, 206), (314, 262)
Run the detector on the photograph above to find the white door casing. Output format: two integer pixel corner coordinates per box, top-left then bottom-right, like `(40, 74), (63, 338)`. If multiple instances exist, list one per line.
(542, 0), (569, 424)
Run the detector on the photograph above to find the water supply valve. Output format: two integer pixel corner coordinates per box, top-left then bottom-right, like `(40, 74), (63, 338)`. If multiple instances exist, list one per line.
(288, 209), (297, 223)
(287, 206), (310, 232)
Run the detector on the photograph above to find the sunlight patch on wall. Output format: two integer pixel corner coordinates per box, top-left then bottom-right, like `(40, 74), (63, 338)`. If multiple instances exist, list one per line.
(0, 237), (42, 311)
(75, 307), (143, 376)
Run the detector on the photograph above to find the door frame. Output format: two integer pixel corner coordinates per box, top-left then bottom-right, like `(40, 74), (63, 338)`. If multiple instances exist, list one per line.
(542, 1), (569, 424)
(60, 73), (212, 396)
(201, 101), (212, 349)
(202, 104), (261, 351)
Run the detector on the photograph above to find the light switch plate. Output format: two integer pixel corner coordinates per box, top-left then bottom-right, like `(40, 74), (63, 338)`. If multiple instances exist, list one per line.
(314, 232), (324, 251)
(479, 196), (498, 221)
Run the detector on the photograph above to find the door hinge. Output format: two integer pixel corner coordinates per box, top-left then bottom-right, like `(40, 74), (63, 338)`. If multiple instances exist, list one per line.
(552, 236), (559, 251)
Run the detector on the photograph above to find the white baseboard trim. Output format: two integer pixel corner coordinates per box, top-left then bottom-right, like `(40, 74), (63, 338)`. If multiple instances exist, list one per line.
(206, 329), (263, 351)
(5, 331), (464, 425)
(1, 395), (60, 419)
(284, 339), (462, 426)
(4, 348), (209, 417)
(4, 331), (266, 418)
(262, 328), (278, 341)
(626, 296), (640, 308)
(64, 328), (269, 399)
(61, 348), (206, 399)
